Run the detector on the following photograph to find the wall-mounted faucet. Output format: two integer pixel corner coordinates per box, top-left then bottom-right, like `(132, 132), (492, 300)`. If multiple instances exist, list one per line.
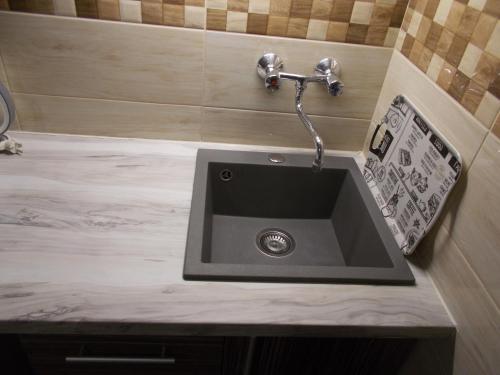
(257, 53), (344, 171)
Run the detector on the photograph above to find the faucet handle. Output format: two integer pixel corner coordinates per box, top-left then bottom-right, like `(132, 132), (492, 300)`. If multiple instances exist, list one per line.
(314, 57), (344, 96)
(257, 53), (284, 91)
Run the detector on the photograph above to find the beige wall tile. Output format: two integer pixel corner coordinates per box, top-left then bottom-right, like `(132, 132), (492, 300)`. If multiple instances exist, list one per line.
(475, 91), (500, 128)
(306, 19), (328, 40)
(97, 0), (121, 21)
(53, 0), (77, 16)
(416, 225), (500, 375)
(433, 0), (452, 26)
(184, 5), (205, 29)
(485, 21), (500, 59)
(383, 26), (399, 47)
(458, 43), (482, 78)
(0, 12), (204, 106)
(365, 51), (487, 167)
(226, 10), (247, 32)
(14, 93), (202, 140)
(202, 107), (369, 149)
(426, 53), (444, 81)
(442, 134), (500, 306)
(407, 10), (422, 37)
(350, 2), (374, 25)
(204, 31), (392, 119)
(207, 0), (228, 10)
(119, 0), (142, 23)
(248, 0), (270, 14)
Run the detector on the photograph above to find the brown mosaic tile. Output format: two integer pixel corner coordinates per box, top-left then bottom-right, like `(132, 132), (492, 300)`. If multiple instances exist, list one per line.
(417, 45), (434, 71)
(371, 4), (393, 26)
(267, 15), (289, 35)
(75, 0), (98, 18)
(228, 0), (249, 11)
(185, 0), (203, 5)
(310, 0), (333, 21)
(391, 1), (407, 27)
(461, 79), (486, 113)
(484, 0), (500, 18)
(287, 16), (309, 37)
(98, 0), (121, 20)
(473, 52), (499, 89)
(165, 0), (184, 5)
(33, 0), (54, 14)
(425, 22), (442, 51)
(207, 8), (227, 30)
(326, 20), (349, 41)
(164, 3), (184, 26)
(414, 0), (427, 14)
(456, 6), (480, 39)
(248, 12), (269, 34)
(401, 33), (415, 57)
(446, 35), (468, 67)
(437, 61), (457, 90)
(289, 0), (313, 19)
(142, 0), (163, 24)
(401, 7), (413, 31)
(445, 1), (466, 34)
(330, 0), (355, 23)
(423, 0), (439, 19)
(492, 112), (500, 139)
(489, 73), (500, 98)
(0, 0), (9, 10)
(409, 38), (425, 65)
(8, 0), (30, 12)
(346, 23), (369, 44)
(365, 25), (388, 45)
(435, 27), (454, 58)
(449, 70), (470, 101)
(270, 0), (291, 16)
(470, 13), (496, 49)
(415, 13), (431, 42)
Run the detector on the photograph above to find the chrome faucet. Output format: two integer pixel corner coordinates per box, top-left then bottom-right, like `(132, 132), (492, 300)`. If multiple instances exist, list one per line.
(257, 53), (344, 171)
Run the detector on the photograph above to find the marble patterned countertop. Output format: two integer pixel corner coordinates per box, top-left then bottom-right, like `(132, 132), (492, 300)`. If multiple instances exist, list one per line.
(0, 132), (454, 337)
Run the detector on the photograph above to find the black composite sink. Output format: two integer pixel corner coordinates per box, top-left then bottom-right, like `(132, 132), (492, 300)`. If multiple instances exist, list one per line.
(183, 149), (414, 285)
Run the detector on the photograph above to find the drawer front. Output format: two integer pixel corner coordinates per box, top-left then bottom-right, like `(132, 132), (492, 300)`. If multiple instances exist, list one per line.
(21, 335), (224, 375)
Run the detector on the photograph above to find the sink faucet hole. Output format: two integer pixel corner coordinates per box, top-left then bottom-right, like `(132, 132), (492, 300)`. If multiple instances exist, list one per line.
(256, 229), (295, 257)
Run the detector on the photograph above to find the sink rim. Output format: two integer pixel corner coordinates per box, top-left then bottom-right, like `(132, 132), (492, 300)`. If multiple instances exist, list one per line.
(183, 149), (415, 285)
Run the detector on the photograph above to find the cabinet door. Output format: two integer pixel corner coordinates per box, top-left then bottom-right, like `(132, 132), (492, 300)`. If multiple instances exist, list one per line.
(21, 335), (224, 375)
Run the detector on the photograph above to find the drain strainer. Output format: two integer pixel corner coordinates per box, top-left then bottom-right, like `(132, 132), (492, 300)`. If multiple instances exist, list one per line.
(256, 229), (295, 257)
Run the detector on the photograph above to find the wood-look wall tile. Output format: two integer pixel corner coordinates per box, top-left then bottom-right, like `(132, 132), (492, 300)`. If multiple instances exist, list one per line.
(401, 33), (415, 57)
(489, 73), (500, 98)
(326, 21), (348, 42)
(350, 2), (373, 24)
(370, 3), (393, 26)
(424, 21), (442, 51)
(365, 25), (387, 45)
(483, 0), (500, 18)
(269, 0), (291, 16)
(287, 16), (308, 37)
(310, 0), (333, 21)
(141, 0), (163, 24)
(184, 5), (205, 28)
(34, 0), (55, 13)
(415, 14), (431, 43)
(185, 0), (203, 5)
(492, 111), (500, 138)
(383, 26), (399, 46)
(390, 0), (406, 27)
(202, 107), (370, 150)
(485, 21), (500, 59)
(423, 0), (439, 18)
(0, 12), (204, 105)
(289, 0), (313, 19)
(97, 0), (120, 20)
(345, 23), (368, 43)
(330, 0), (354, 23)
(473, 52), (499, 89)
(248, 0), (269, 13)
(163, 3), (184, 26)
(267, 14), (289, 35)
(247, 12), (268, 33)
(204, 30), (392, 118)
(460, 79), (485, 113)
(0, 0), (9, 9)
(456, 6), (480, 39)
(448, 69), (469, 100)
(13, 93), (203, 140)
(458, 42), (482, 78)
(445, 35), (468, 67)
(470, 12), (496, 49)
(75, 0), (98, 17)
(53, 0), (76, 16)
(435, 27), (454, 58)
(228, 0), (249, 12)
(206, 8), (227, 30)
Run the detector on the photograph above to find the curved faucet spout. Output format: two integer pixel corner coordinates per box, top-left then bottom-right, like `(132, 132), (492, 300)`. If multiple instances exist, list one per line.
(294, 81), (324, 172)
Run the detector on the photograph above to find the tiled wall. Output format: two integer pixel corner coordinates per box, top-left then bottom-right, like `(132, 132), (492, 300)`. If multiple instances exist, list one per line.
(0, 0), (408, 46)
(395, 0), (499, 129)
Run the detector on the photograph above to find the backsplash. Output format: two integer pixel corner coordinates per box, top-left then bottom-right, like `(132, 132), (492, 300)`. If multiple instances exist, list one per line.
(396, 0), (500, 129)
(0, 0), (408, 46)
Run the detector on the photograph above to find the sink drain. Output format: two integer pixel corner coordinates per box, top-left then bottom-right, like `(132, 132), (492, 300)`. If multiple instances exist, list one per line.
(256, 229), (295, 257)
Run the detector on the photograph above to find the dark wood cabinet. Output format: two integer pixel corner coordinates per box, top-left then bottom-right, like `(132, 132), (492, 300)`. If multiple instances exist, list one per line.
(3, 334), (418, 375)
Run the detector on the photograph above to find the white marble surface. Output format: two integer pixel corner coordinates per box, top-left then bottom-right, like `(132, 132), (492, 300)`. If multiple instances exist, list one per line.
(0, 132), (453, 337)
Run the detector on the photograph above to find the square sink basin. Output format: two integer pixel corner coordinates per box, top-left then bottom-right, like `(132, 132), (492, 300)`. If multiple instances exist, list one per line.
(184, 149), (414, 285)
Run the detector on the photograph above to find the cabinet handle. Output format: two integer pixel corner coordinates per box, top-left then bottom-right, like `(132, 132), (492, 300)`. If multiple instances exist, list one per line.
(65, 356), (176, 365)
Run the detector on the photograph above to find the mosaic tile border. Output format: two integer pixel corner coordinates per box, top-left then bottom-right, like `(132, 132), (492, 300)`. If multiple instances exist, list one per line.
(1, 0), (409, 47)
(396, 0), (500, 129)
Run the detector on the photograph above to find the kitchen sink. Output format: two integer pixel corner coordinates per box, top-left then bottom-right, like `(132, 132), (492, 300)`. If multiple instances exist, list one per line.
(183, 149), (414, 285)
